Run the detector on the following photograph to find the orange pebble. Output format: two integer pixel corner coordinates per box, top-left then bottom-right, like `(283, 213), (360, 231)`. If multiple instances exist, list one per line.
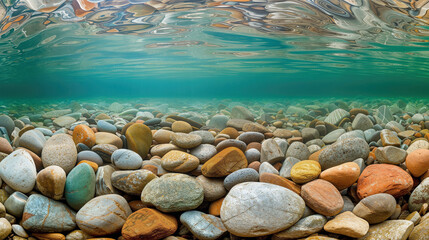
(73, 125), (96, 147)
(142, 165), (158, 175)
(77, 160), (98, 172)
(209, 198), (224, 216)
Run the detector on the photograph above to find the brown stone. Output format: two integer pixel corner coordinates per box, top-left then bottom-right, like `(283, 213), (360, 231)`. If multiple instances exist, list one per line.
(171, 121), (192, 133)
(161, 150), (199, 173)
(121, 208), (178, 240)
(309, 149), (323, 161)
(301, 179), (344, 216)
(242, 122), (269, 133)
(128, 200), (147, 211)
(209, 198), (224, 216)
(357, 164), (413, 199)
(77, 160), (98, 172)
(259, 173), (301, 195)
(0, 138), (12, 154)
(95, 132), (123, 148)
(406, 149), (429, 177)
(32, 233), (66, 240)
(220, 127), (239, 139)
(248, 161), (261, 172)
(201, 147), (247, 177)
(246, 142), (261, 151)
(125, 123), (152, 159)
(380, 129), (401, 147)
(320, 162), (360, 190)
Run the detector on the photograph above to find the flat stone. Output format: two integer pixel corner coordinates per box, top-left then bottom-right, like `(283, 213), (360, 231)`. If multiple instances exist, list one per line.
(223, 168), (259, 190)
(226, 119), (252, 131)
(242, 122), (269, 133)
(409, 178), (429, 212)
(76, 194), (131, 236)
(220, 182), (305, 237)
(375, 105), (394, 124)
(190, 130), (215, 144)
(190, 144), (217, 164)
(375, 146), (407, 165)
(65, 163), (95, 210)
(150, 143), (183, 157)
(261, 139), (285, 164)
(231, 106), (254, 121)
(409, 217), (429, 240)
(42, 134), (77, 173)
(407, 140), (429, 154)
(322, 129), (345, 144)
(171, 133), (202, 149)
(111, 149), (143, 170)
(325, 109), (350, 125)
(53, 116), (76, 128)
(180, 211), (227, 240)
(141, 173), (204, 212)
(380, 129), (401, 147)
(301, 179), (344, 216)
(259, 172), (301, 195)
(324, 211), (369, 238)
(111, 169), (157, 195)
(43, 109), (72, 118)
(273, 129), (293, 139)
(161, 150), (199, 173)
(286, 141), (310, 160)
(358, 220), (414, 240)
(36, 166), (66, 200)
(22, 194), (76, 232)
(95, 132), (122, 149)
(201, 147), (247, 178)
(272, 214), (326, 240)
(0, 149), (36, 193)
(19, 129), (46, 155)
(319, 137), (369, 170)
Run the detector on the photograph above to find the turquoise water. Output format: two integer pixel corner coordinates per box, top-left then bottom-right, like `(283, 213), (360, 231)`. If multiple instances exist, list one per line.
(1, 0), (429, 98)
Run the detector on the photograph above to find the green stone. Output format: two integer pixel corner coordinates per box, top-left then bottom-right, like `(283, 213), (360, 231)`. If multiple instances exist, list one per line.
(65, 163), (95, 210)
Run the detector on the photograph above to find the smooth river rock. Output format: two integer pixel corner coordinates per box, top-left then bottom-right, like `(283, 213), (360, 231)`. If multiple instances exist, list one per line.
(42, 134), (77, 173)
(318, 138), (370, 170)
(0, 149), (36, 193)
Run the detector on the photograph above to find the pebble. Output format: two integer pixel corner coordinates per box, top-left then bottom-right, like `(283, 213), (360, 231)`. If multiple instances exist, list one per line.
(409, 217), (429, 240)
(76, 194), (131, 236)
(201, 147), (247, 177)
(215, 139), (246, 153)
(261, 139), (285, 164)
(172, 121), (193, 133)
(220, 182), (305, 237)
(406, 148), (429, 177)
(226, 119), (251, 131)
(375, 146), (407, 165)
(238, 131), (264, 144)
(150, 143), (182, 157)
(12, 224), (28, 238)
(0, 149), (36, 193)
(337, 130), (365, 141)
(190, 130), (215, 144)
(286, 141), (310, 160)
(301, 179), (344, 216)
(301, 128), (320, 142)
(95, 165), (118, 196)
(319, 162), (360, 190)
(380, 129), (401, 147)
(22, 194), (76, 232)
(53, 116), (76, 128)
(273, 129), (292, 139)
(77, 150), (103, 166)
(92, 144), (117, 162)
(195, 175), (226, 201)
(0, 137), (12, 154)
(279, 157), (300, 178)
(352, 113), (374, 131)
(153, 129), (174, 144)
(95, 132), (122, 148)
(359, 220), (414, 240)
(322, 129), (345, 144)
(43, 109), (72, 118)
(208, 115), (229, 130)
(231, 106), (254, 121)
(36, 166), (66, 200)
(65, 163), (96, 210)
(4, 192), (27, 217)
(242, 122), (269, 133)
(125, 123), (152, 158)
(0, 114), (14, 137)
(42, 134), (77, 173)
(111, 169), (157, 195)
(121, 208), (178, 240)
(407, 139), (429, 154)
(272, 214), (326, 239)
(161, 150), (199, 172)
(141, 173), (204, 212)
(291, 160), (321, 184)
(357, 164), (413, 199)
(96, 120), (116, 133)
(409, 178), (429, 212)
(324, 211), (369, 238)
(190, 144), (217, 163)
(19, 129), (46, 155)
(319, 137), (369, 170)
(171, 133), (202, 149)
(180, 211), (227, 240)
(244, 148), (260, 163)
(325, 108), (350, 125)
(223, 168), (259, 190)
(259, 172), (301, 195)
(259, 161), (279, 175)
(111, 149), (142, 170)
(0, 218), (11, 240)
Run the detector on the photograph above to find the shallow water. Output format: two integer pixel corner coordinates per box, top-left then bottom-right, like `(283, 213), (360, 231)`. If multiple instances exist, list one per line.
(1, 0), (429, 99)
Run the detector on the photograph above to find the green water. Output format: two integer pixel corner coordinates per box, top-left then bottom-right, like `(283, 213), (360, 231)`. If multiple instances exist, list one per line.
(1, 0), (429, 99)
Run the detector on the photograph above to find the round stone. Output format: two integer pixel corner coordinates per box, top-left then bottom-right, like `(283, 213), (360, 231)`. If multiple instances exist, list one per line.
(153, 129), (174, 144)
(121, 208), (178, 240)
(201, 147), (248, 178)
(77, 150), (103, 166)
(220, 182), (305, 237)
(319, 162), (360, 190)
(65, 163), (96, 210)
(216, 139), (247, 153)
(141, 173), (204, 212)
(301, 179), (344, 216)
(36, 166), (66, 200)
(76, 194), (132, 236)
(286, 142), (310, 160)
(245, 148), (260, 163)
(0, 137), (12, 154)
(19, 129), (46, 156)
(0, 114), (14, 137)
(111, 169), (157, 195)
(95, 132), (123, 149)
(238, 132), (265, 144)
(97, 120), (117, 133)
(73, 125), (96, 148)
(195, 175), (227, 202)
(290, 160), (321, 184)
(223, 168), (259, 190)
(190, 131), (215, 144)
(172, 121), (193, 133)
(0, 218), (11, 239)
(171, 133), (202, 149)
(125, 123), (152, 159)
(406, 149), (429, 177)
(353, 193), (396, 224)
(161, 150), (199, 173)
(111, 149), (143, 170)
(0, 149), (36, 193)
(190, 144), (217, 164)
(42, 134), (77, 173)
(357, 164), (413, 199)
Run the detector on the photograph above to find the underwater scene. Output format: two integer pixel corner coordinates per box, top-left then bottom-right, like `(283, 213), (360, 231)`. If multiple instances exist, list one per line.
(1, 0), (429, 239)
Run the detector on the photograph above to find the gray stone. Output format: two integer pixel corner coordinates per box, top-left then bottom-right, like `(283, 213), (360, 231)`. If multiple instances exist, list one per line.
(358, 220), (413, 240)
(245, 148), (260, 163)
(280, 157), (300, 178)
(238, 132), (265, 144)
(340, 196), (355, 213)
(190, 131), (215, 144)
(0, 149), (36, 193)
(412, 114), (424, 123)
(150, 144), (183, 157)
(226, 119), (252, 131)
(53, 116), (76, 128)
(215, 139), (246, 153)
(21, 194), (76, 232)
(0, 115), (14, 137)
(259, 162), (279, 175)
(180, 211), (227, 240)
(12, 224), (28, 238)
(409, 178), (429, 212)
(108, 102), (124, 112)
(319, 138), (370, 170)
(323, 129), (346, 144)
(111, 149), (143, 170)
(261, 139), (284, 164)
(42, 109), (72, 118)
(97, 120), (117, 133)
(220, 182), (305, 237)
(337, 130), (365, 142)
(272, 214), (327, 239)
(223, 168), (259, 190)
(375, 105), (394, 124)
(190, 144), (217, 164)
(275, 138), (289, 155)
(196, 175), (226, 202)
(286, 141), (310, 160)
(171, 133), (202, 149)
(286, 106), (307, 117)
(386, 121), (405, 132)
(353, 158), (366, 174)
(301, 128), (320, 143)
(231, 106), (254, 121)
(4, 192), (27, 218)
(77, 150), (103, 166)
(19, 129), (46, 155)
(76, 194), (132, 236)
(375, 146), (406, 165)
(325, 109), (350, 125)
(141, 173), (204, 212)
(42, 134), (77, 173)
(208, 115), (229, 130)
(353, 193), (396, 224)
(353, 113), (374, 131)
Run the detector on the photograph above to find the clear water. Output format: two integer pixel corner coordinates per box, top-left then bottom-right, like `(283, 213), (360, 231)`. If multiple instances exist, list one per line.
(1, 0), (429, 99)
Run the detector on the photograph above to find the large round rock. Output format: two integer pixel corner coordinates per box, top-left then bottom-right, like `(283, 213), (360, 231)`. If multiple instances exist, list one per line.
(319, 138), (369, 170)
(42, 134), (77, 173)
(76, 194), (132, 236)
(220, 182), (305, 237)
(141, 173), (204, 212)
(0, 149), (36, 193)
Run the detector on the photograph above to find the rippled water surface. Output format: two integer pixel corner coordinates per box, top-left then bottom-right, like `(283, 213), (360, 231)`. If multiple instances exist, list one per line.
(1, 0), (429, 98)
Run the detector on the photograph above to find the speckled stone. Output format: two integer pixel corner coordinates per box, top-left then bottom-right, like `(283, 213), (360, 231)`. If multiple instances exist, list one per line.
(76, 194), (131, 236)
(409, 178), (429, 212)
(111, 169), (157, 195)
(190, 144), (217, 164)
(286, 142), (310, 161)
(324, 211), (369, 238)
(42, 134), (77, 173)
(171, 133), (202, 149)
(319, 138), (369, 170)
(195, 175), (226, 202)
(161, 150), (199, 173)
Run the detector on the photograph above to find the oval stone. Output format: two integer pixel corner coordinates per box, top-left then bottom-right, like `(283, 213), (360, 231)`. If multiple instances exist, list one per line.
(73, 125), (96, 148)
(301, 179), (344, 216)
(406, 149), (429, 177)
(0, 149), (36, 193)
(223, 168), (259, 190)
(42, 134), (77, 173)
(180, 211), (227, 240)
(125, 123), (152, 159)
(171, 133), (202, 149)
(353, 193), (396, 224)
(220, 182), (305, 237)
(319, 162), (360, 190)
(111, 169), (157, 195)
(111, 149), (143, 170)
(19, 129), (46, 156)
(201, 147), (248, 178)
(76, 194), (131, 236)
(36, 166), (66, 200)
(161, 150), (199, 173)
(319, 138), (369, 170)
(291, 160), (321, 184)
(65, 163), (96, 210)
